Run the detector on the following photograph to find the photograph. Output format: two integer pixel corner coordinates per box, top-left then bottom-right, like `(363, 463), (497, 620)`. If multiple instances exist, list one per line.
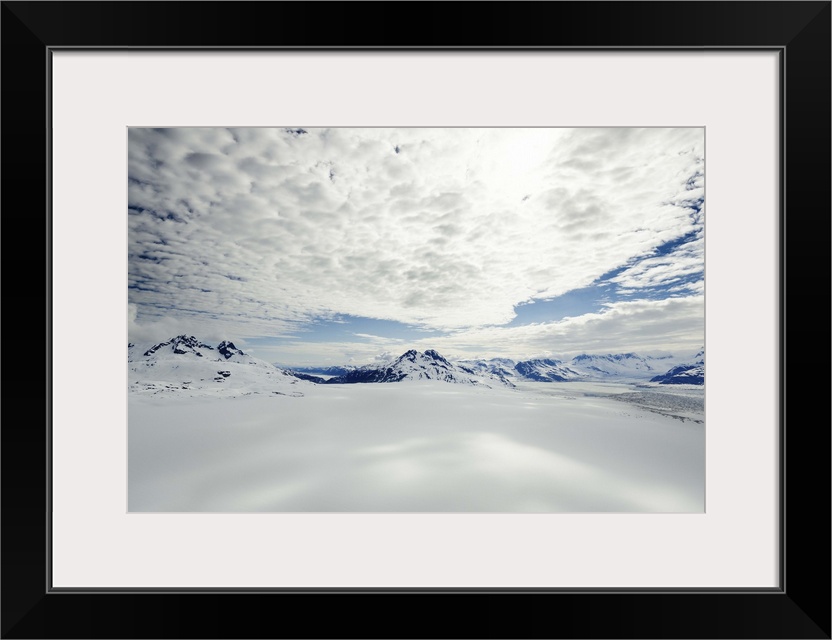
(127, 126), (705, 513)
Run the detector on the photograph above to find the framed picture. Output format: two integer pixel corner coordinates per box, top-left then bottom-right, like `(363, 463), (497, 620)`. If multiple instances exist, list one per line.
(3, 2), (829, 638)
(125, 124), (708, 516)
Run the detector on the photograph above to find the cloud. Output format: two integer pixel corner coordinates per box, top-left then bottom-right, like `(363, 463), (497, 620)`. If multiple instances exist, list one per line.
(251, 295), (704, 366)
(409, 295), (705, 361)
(610, 234), (704, 293)
(128, 127), (704, 353)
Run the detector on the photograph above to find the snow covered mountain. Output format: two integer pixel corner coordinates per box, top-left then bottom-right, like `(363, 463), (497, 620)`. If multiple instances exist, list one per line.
(142, 334), (215, 357)
(456, 358), (518, 385)
(130, 337), (705, 395)
(514, 358), (582, 382)
(457, 350), (702, 383)
(566, 352), (675, 381)
(307, 349), (510, 387)
(456, 356), (583, 383)
(128, 335), (306, 397)
(217, 340), (246, 360)
(650, 349), (705, 385)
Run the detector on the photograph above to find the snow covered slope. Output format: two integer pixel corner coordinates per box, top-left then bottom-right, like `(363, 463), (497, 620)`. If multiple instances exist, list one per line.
(456, 358), (518, 385)
(128, 335), (307, 397)
(650, 349), (705, 385)
(457, 353), (696, 383)
(566, 352), (678, 381)
(514, 358), (583, 382)
(130, 382), (705, 512)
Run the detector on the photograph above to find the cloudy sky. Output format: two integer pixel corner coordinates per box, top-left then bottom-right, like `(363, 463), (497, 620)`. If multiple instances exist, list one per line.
(128, 127), (704, 366)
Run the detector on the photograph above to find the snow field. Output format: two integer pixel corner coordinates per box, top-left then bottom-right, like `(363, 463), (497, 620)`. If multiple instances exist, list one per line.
(129, 382), (704, 513)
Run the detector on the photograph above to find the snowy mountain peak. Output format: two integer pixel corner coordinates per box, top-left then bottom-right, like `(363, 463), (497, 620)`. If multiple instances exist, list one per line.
(313, 349), (509, 387)
(218, 340), (245, 359)
(382, 348), (457, 381)
(393, 349), (452, 369)
(423, 349), (451, 365)
(143, 335), (215, 358)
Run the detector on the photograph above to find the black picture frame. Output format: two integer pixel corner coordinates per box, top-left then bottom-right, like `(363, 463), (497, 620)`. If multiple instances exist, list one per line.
(2, 2), (829, 638)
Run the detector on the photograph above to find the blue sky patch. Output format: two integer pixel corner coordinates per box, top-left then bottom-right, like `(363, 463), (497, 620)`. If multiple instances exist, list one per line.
(509, 284), (614, 325)
(256, 314), (445, 345)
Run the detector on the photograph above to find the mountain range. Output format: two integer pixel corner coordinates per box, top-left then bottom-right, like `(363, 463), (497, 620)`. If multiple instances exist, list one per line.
(282, 351), (699, 385)
(458, 351), (702, 385)
(291, 349), (507, 386)
(129, 335), (704, 396)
